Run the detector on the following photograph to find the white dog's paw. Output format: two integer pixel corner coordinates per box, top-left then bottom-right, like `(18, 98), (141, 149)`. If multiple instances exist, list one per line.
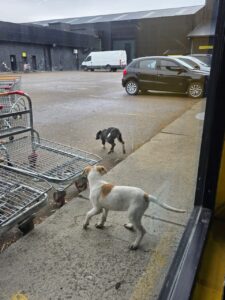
(95, 223), (104, 229)
(124, 223), (134, 231)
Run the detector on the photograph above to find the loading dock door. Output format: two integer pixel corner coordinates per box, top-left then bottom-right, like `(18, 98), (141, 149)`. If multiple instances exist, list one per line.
(113, 40), (135, 63)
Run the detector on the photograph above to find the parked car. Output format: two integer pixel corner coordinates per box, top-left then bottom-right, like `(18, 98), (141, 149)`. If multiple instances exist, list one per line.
(172, 55), (210, 72)
(188, 54), (212, 67)
(122, 56), (209, 98)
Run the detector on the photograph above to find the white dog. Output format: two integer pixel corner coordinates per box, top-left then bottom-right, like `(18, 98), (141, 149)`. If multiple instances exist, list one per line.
(82, 165), (185, 250)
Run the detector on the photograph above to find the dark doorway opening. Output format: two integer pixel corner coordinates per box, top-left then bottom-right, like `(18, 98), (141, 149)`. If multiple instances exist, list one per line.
(10, 55), (17, 71)
(125, 43), (132, 63)
(113, 40), (135, 64)
(31, 56), (37, 71)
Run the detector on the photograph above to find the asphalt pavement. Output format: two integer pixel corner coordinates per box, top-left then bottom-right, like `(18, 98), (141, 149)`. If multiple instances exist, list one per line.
(0, 99), (205, 300)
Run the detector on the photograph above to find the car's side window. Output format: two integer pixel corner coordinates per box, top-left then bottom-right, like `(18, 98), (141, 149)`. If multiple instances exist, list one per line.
(159, 60), (179, 72)
(139, 59), (157, 70)
(130, 61), (138, 68)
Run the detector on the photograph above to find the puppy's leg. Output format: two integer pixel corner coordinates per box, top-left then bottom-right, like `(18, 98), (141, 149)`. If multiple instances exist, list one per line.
(108, 142), (115, 154)
(95, 208), (108, 229)
(117, 133), (126, 154)
(83, 207), (102, 229)
(128, 207), (146, 250)
(101, 138), (106, 149)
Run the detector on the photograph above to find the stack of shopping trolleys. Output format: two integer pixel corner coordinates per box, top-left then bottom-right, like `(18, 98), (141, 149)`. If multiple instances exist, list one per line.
(0, 90), (101, 235)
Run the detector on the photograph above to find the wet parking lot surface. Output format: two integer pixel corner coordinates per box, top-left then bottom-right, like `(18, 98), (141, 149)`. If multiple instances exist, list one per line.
(21, 70), (198, 170)
(0, 70), (199, 252)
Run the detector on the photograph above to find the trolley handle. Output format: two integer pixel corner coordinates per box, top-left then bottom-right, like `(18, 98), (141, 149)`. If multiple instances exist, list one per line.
(0, 90), (33, 126)
(0, 90), (26, 97)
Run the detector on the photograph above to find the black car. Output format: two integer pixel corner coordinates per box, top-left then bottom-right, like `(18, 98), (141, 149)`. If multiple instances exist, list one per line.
(122, 56), (209, 98)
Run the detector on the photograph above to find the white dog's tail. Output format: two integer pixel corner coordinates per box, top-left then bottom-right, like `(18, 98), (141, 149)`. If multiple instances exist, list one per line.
(148, 195), (186, 213)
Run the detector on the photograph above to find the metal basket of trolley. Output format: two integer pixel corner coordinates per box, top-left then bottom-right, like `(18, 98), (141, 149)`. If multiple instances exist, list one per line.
(0, 75), (21, 92)
(0, 91), (29, 140)
(0, 91), (101, 206)
(0, 165), (51, 235)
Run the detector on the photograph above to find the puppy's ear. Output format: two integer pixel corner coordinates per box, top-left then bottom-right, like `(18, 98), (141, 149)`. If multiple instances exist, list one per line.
(83, 166), (92, 175)
(96, 130), (102, 140)
(96, 165), (107, 175)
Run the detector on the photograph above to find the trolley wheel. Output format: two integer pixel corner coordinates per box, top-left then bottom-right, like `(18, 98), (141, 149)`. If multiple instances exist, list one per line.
(53, 190), (66, 207)
(9, 136), (14, 141)
(75, 176), (88, 192)
(18, 218), (34, 235)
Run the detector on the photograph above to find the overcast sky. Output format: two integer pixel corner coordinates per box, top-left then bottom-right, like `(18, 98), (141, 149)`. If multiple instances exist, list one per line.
(0, 0), (205, 23)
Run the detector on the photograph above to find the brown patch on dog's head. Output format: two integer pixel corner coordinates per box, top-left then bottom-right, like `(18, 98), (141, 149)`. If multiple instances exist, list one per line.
(143, 193), (149, 202)
(96, 165), (107, 175)
(83, 166), (93, 175)
(101, 183), (114, 198)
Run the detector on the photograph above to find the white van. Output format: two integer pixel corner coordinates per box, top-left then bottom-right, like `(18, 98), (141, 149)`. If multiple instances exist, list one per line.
(81, 50), (127, 72)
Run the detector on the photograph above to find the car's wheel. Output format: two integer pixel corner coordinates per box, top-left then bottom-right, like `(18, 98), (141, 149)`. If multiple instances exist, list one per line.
(106, 65), (112, 72)
(83, 66), (88, 71)
(125, 80), (139, 95)
(187, 82), (204, 98)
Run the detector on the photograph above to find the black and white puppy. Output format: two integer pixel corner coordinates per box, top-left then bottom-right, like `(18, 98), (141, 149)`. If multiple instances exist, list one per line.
(96, 127), (126, 154)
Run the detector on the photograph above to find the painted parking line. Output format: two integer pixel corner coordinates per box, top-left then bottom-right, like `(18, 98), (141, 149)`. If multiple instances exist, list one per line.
(11, 293), (28, 300)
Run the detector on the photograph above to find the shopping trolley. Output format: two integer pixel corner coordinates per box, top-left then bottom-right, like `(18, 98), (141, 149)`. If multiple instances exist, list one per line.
(0, 90), (30, 140)
(0, 165), (51, 235)
(0, 75), (21, 92)
(0, 91), (101, 205)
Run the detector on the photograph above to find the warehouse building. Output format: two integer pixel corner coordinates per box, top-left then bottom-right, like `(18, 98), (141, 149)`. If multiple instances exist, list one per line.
(187, 0), (217, 54)
(0, 0), (216, 72)
(34, 5), (205, 64)
(0, 21), (99, 72)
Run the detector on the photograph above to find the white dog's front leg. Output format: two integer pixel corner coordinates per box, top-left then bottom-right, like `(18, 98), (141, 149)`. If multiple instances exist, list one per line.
(83, 207), (101, 229)
(95, 208), (108, 229)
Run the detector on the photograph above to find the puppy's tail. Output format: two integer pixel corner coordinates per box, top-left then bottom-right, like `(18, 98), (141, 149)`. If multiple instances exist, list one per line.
(148, 195), (186, 213)
(147, 182), (186, 213)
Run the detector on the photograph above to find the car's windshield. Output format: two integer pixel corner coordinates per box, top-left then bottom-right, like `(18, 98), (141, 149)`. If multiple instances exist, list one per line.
(188, 57), (209, 67)
(173, 58), (195, 70)
(191, 55), (212, 66)
(176, 57), (200, 69)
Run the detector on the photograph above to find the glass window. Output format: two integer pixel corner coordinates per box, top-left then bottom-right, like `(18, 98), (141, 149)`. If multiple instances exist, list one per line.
(177, 57), (199, 68)
(0, 0), (220, 299)
(85, 55), (91, 61)
(139, 59), (157, 70)
(159, 59), (180, 71)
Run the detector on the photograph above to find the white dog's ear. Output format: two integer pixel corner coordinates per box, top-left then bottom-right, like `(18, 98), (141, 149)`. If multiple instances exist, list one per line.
(96, 165), (107, 175)
(83, 166), (92, 175)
